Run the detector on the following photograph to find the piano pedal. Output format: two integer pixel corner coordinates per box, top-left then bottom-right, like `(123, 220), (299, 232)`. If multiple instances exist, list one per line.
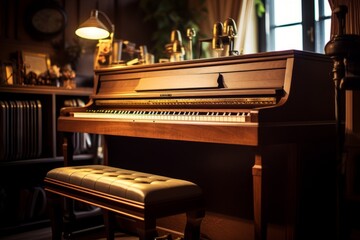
(155, 234), (173, 240)
(154, 234), (185, 240)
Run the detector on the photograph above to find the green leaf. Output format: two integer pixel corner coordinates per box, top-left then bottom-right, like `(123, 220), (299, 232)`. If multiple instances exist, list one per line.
(255, 0), (266, 17)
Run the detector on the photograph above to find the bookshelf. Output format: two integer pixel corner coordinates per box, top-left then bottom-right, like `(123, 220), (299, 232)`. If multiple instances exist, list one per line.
(0, 85), (98, 233)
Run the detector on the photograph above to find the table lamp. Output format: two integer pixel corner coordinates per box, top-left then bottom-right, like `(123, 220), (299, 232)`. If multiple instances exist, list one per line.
(75, 10), (115, 67)
(75, 9), (114, 41)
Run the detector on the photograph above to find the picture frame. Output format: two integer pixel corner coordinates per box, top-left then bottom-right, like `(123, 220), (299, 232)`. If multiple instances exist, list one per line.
(22, 51), (50, 76)
(94, 39), (112, 69)
(0, 61), (14, 85)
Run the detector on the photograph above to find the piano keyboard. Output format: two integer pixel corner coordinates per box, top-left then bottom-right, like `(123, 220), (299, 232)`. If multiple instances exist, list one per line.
(73, 109), (253, 123)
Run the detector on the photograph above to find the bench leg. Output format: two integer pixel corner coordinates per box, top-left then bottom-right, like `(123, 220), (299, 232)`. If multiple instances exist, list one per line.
(184, 210), (205, 240)
(62, 198), (77, 239)
(46, 191), (63, 240)
(103, 209), (116, 240)
(136, 217), (158, 240)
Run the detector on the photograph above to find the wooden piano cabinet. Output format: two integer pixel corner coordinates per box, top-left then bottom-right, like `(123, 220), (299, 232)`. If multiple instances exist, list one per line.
(343, 85), (360, 237)
(58, 50), (337, 240)
(345, 92), (360, 200)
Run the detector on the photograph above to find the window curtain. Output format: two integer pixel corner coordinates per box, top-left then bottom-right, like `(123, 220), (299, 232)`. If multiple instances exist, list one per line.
(200, 0), (257, 55)
(328, 0), (360, 36)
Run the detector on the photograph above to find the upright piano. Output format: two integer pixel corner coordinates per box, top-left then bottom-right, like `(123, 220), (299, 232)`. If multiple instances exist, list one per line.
(58, 50), (336, 240)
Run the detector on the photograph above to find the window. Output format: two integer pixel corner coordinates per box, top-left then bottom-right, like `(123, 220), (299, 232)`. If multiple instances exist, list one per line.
(264, 0), (331, 53)
(314, 0), (332, 53)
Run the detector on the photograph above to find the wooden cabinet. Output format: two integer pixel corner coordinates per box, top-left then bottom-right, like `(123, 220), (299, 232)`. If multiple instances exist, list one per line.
(0, 85), (97, 234)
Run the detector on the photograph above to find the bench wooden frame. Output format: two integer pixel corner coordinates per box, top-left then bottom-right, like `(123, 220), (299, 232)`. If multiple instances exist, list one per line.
(44, 166), (205, 240)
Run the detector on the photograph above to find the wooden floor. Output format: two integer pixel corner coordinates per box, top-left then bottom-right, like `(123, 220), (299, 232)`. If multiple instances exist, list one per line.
(1, 223), (360, 240)
(0, 225), (138, 240)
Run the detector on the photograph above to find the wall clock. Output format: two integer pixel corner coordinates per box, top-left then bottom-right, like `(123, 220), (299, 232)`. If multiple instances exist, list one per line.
(25, 1), (67, 40)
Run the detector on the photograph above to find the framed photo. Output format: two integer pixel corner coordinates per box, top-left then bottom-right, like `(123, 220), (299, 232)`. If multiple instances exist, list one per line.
(94, 39), (112, 69)
(22, 51), (50, 75)
(0, 61), (14, 85)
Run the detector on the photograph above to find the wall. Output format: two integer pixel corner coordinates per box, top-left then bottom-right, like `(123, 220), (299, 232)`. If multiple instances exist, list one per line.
(0, 0), (155, 86)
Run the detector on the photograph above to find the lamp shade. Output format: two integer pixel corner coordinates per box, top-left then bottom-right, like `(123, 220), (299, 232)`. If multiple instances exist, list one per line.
(75, 10), (110, 40)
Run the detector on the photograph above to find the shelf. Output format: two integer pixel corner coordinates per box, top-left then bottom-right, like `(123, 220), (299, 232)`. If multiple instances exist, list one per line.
(0, 154), (96, 166)
(0, 84), (93, 95)
(0, 84), (97, 232)
(0, 85), (94, 161)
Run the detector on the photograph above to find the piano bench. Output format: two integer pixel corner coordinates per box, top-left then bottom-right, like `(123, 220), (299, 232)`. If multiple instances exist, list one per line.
(44, 165), (205, 240)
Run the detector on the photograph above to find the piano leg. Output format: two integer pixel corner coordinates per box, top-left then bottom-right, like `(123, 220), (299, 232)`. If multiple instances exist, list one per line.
(61, 132), (77, 238)
(63, 132), (74, 166)
(252, 151), (266, 240)
(103, 135), (109, 165)
(253, 144), (298, 240)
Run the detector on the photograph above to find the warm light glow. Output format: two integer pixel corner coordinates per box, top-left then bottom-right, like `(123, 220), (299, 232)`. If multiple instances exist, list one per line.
(75, 9), (114, 40)
(75, 27), (110, 39)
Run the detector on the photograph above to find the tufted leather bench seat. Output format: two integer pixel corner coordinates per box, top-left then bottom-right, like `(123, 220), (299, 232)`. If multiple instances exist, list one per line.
(44, 165), (205, 240)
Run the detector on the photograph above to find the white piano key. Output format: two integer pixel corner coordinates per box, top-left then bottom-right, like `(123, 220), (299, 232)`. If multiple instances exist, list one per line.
(75, 110), (251, 123)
